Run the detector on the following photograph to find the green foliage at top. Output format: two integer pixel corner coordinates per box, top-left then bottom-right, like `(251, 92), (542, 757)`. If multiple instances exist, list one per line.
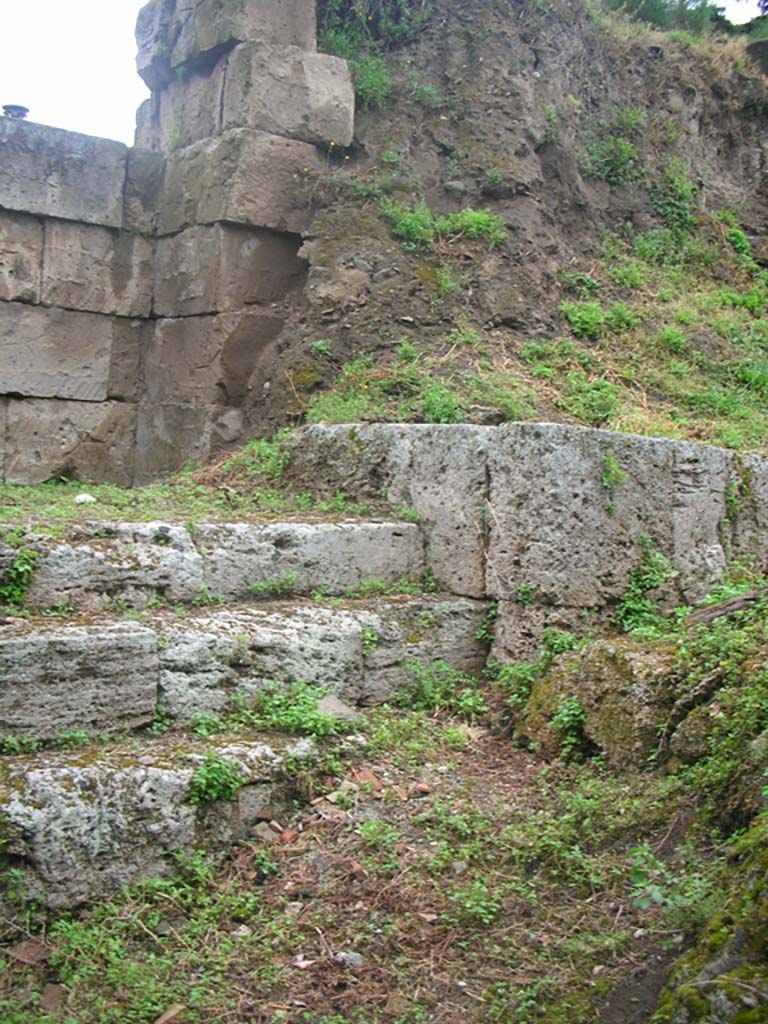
(318, 0), (432, 109)
(379, 199), (506, 251)
(602, 0), (725, 33)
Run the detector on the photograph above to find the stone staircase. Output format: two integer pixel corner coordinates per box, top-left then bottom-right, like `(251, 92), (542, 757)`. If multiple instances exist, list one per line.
(0, 510), (488, 909)
(3, 419), (768, 910)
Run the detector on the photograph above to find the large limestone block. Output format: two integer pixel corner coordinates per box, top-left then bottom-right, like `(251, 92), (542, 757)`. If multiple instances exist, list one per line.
(730, 452), (768, 569)
(24, 523), (204, 611)
(285, 424), (494, 597)
(196, 521), (425, 599)
(156, 596), (487, 718)
(0, 303), (147, 403)
(123, 148), (166, 234)
(223, 43), (354, 147)
(170, 0), (317, 71)
(669, 442), (731, 603)
(134, 66), (223, 153)
(41, 221), (154, 317)
(158, 129), (322, 234)
(153, 225), (305, 316)
(0, 735), (309, 907)
(0, 621), (158, 741)
(0, 211), (42, 303)
(144, 311), (285, 404)
(136, 0), (178, 90)
(5, 399), (137, 486)
(135, 402), (215, 481)
(0, 120), (126, 228)
(486, 423), (680, 607)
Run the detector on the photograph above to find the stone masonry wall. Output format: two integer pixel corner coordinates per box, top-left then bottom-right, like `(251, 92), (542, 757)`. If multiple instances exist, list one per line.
(0, 0), (354, 485)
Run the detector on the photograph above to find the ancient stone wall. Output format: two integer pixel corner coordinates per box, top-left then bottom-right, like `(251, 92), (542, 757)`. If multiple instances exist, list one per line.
(0, 0), (354, 485)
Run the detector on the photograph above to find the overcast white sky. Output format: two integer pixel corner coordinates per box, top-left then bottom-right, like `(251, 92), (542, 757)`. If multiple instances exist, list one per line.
(0, 0), (762, 146)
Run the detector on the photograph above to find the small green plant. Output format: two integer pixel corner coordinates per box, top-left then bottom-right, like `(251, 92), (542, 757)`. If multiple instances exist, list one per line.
(310, 339), (333, 356)
(601, 453), (627, 492)
(550, 695), (587, 760)
(188, 753), (245, 804)
(395, 505), (421, 523)
(361, 626), (379, 656)
(560, 300), (606, 339)
(0, 548), (38, 607)
(542, 104), (559, 144)
(445, 879), (501, 925)
(189, 712), (227, 737)
(191, 583), (222, 607)
(220, 430), (291, 483)
(560, 372), (621, 426)
(402, 660), (487, 717)
(615, 535), (673, 634)
(579, 121), (644, 186)
(248, 571), (298, 598)
(379, 199), (505, 251)
(251, 682), (351, 737)
(650, 158), (697, 238)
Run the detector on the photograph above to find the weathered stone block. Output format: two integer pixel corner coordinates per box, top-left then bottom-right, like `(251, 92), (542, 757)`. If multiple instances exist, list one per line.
(0, 120), (126, 228)
(222, 43), (354, 147)
(135, 0), (178, 90)
(144, 311), (285, 404)
(195, 521), (425, 599)
(0, 302), (112, 401)
(0, 622), (158, 741)
(24, 523), (204, 611)
(0, 211), (42, 303)
(0, 302), (147, 403)
(5, 399), (136, 485)
(134, 402), (214, 481)
(123, 147), (166, 234)
(155, 595), (487, 718)
(516, 637), (680, 768)
(153, 224), (304, 316)
(134, 66), (223, 153)
(0, 734), (307, 907)
(285, 424), (493, 598)
(158, 129), (322, 234)
(170, 0), (317, 71)
(41, 221), (154, 317)
(486, 423), (679, 607)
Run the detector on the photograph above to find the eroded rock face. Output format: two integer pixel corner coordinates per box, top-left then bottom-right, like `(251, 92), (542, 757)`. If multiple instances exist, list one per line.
(156, 596), (487, 716)
(515, 637), (680, 768)
(0, 735), (311, 908)
(19, 519), (426, 611)
(0, 623), (158, 742)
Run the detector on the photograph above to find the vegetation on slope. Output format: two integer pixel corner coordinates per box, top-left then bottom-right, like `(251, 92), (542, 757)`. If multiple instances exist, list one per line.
(245, 0), (768, 452)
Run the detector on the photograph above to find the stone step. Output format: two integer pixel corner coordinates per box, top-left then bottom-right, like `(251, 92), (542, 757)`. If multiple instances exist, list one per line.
(0, 730), (316, 909)
(2, 518), (425, 612)
(0, 595), (489, 743)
